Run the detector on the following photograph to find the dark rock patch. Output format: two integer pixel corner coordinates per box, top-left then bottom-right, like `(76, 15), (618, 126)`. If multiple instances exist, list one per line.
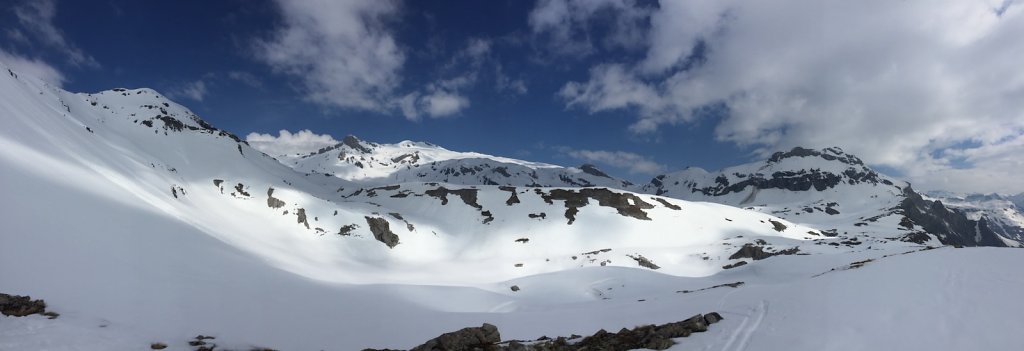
(369, 313), (725, 351)
(652, 197), (681, 210)
(425, 187), (482, 209)
(722, 261), (748, 269)
(627, 254), (660, 270)
(728, 244), (799, 261)
(295, 208), (310, 229)
(528, 213), (546, 219)
(365, 217), (400, 248)
(408, 323), (500, 351)
(338, 224), (359, 236)
(515, 238), (529, 243)
(510, 285), (520, 292)
(266, 188), (285, 209)
(0, 293), (51, 317)
(768, 219), (787, 232)
(234, 183), (250, 197)
(541, 188), (655, 225)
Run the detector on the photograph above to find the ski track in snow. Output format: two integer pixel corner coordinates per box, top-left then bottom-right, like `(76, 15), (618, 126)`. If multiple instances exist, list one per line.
(718, 300), (767, 351)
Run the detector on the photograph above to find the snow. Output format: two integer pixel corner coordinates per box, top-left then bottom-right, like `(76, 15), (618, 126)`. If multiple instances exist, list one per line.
(2, 62), (1024, 350)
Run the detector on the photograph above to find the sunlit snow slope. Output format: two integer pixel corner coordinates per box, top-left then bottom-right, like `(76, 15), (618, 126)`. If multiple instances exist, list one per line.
(2, 63), (1023, 350)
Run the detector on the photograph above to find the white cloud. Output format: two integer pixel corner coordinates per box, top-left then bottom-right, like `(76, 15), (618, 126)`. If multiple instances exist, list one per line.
(245, 129), (340, 157)
(174, 80), (208, 102)
(256, 0), (404, 112)
(12, 0), (99, 68)
(255, 1), (485, 120)
(226, 71), (262, 88)
(0, 50), (65, 86)
(528, 0), (651, 58)
(564, 148), (667, 175)
(541, 0), (1024, 193)
(420, 91), (470, 118)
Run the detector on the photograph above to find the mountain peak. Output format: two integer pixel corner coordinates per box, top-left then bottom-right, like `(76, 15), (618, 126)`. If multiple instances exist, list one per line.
(766, 146), (864, 166)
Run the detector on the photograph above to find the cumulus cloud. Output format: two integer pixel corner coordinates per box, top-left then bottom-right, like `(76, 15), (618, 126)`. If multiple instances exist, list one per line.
(255, 1), (488, 120)
(0, 50), (65, 86)
(528, 0), (651, 58)
(172, 80), (208, 102)
(256, 0), (404, 112)
(245, 129), (340, 157)
(540, 0), (1024, 193)
(564, 148), (667, 175)
(12, 0), (99, 68)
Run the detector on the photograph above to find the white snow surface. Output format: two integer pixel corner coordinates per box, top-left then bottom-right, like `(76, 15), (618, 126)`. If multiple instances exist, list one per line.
(2, 63), (1024, 350)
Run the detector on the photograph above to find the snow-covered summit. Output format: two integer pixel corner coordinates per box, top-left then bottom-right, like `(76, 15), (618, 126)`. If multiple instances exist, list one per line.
(279, 134), (635, 189)
(643, 146), (1018, 247)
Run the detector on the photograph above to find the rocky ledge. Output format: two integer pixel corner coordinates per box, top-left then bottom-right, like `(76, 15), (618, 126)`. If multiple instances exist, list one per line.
(364, 312), (723, 351)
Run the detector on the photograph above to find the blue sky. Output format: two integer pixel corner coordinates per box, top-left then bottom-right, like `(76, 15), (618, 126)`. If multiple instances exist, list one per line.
(2, 0), (1023, 193)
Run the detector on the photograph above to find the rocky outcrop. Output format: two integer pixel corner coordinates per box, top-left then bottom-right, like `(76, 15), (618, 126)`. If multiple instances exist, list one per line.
(899, 186), (1008, 247)
(365, 217), (400, 248)
(266, 188), (285, 209)
(408, 323), (500, 351)
(728, 243), (800, 261)
(0, 293), (56, 318)
(540, 188), (655, 224)
(366, 313), (724, 351)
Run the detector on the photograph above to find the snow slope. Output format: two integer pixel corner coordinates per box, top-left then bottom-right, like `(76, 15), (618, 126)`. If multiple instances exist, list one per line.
(3, 63), (1024, 350)
(280, 134), (634, 189)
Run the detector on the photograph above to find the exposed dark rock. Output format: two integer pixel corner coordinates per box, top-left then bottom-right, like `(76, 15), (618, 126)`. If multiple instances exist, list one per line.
(541, 188), (655, 224)
(481, 210), (494, 224)
(266, 188), (285, 209)
(652, 198), (681, 210)
(510, 285), (520, 292)
(425, 187), (482, 209)
(768, 219), (787, 232)
(234, 183), (250, 197)
(338, 224), (359, 236)
(579, 164), (612, 178)
(0, 293), (48, 317)
(296, 208), (310, 229)
(722, 261), (748, 269)
(150, 343), (167, 350)
(343, 135), (372, 153)
(627, 254), (660, 270)
(899, 186), (1008, 247)
(501, 186), (521, 206)
(704, 312), (724, 324)
(728, 244), (799, 261)
(515, 238), (529, 243)
(528, 213), (546, 219)
(409, 323), (500, 351)
(581, 248), (612, 255)
(365, 217), (400, 248)
(900, 231), (932, 244)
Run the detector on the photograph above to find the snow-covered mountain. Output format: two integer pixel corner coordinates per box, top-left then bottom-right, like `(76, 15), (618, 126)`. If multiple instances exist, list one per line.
(924, 191), (1024, 243)
(3, 63), (1024, 350)
(280, 134), (635, 189)
(641, 147), (1020, 247)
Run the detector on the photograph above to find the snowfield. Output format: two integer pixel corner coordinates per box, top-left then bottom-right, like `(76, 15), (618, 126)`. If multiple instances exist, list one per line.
(2, 63), (1023, 350)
